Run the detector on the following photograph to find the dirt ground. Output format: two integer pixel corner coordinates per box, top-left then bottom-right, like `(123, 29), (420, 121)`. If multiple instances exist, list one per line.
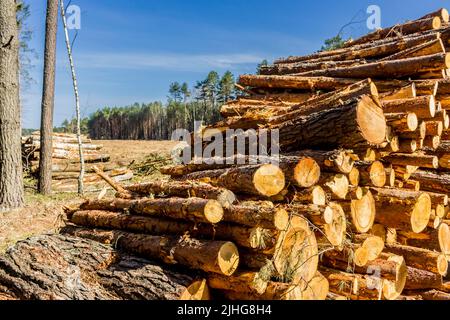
(0, 140), (177, 253)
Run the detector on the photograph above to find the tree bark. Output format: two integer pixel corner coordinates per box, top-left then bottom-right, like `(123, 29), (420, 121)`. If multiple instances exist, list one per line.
(0, 0), (24, 211)
(0, 234), (205, 300)
(38, 0), (58, 195)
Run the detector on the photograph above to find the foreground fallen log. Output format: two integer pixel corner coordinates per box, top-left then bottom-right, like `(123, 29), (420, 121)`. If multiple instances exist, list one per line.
(0, 234), (207, 300)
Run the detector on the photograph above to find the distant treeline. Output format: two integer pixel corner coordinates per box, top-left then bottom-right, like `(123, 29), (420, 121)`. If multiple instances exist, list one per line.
(54, 70), (240, 140)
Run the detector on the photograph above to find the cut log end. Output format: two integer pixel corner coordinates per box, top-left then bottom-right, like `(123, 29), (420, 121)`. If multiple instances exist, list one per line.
(324, 203), (347, 247)
(357, 96), (387, 145)
(411, 193), (432, 234)
(293, 157), (321, 188)
(204, 200), (225, 224)
(274, 208), (290, 231)
(348, 167), (360, 186)
(217, 242), (240, 276)
(382, 255), (407, 301)
(311, 186), (327, 206)
(438, 223), (450, 255)
(253, 164), (286, 197)
(351, 189), (376, 233)
(180, 279), (211, 300)
(364, 236), (385, 261)
(437, 254), (449, 276)
(369, 161), (387, 187)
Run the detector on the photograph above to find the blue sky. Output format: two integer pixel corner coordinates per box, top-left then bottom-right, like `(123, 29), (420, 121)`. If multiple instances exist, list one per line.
(22, 0), (450, 128)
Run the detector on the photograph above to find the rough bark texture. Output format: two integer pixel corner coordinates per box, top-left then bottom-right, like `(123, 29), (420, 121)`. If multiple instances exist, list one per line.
(0, 234), (199, 300)
(0, 0), (24, 210)
(38, 0), (58, 195)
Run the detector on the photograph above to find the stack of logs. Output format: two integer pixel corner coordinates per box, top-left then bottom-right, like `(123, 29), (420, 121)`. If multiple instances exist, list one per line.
(63, 8), (450, 300)
(23, 132), (133, 193)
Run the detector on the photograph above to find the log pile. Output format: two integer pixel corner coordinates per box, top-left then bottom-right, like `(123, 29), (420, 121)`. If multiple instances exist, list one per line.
(22, 132), (133, 193)
(59, 8), (450, 300)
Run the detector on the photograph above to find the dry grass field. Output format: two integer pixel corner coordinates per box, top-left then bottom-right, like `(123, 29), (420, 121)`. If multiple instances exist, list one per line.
(0, 140), (177, 253)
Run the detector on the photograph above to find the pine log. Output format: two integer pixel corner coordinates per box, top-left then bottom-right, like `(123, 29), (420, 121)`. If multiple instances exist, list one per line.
(289, 186), (327, 205)
(338, 189), (376, 233)
(274, 95), (387, 152)
(370, 188), (432, 233)
(383, 153), (439, 169)
(382, 96), (436, 118)
(385, 112), (418, 132)
(400, 223), (450, 255)
(238, 75), (358, 91)
(219, 282), (303, 300)
(222, 204), (289, 230)
(318, 173), (349, 200)
(380, 84), (416, 100)
(356, 161), (386, 187)
(76, 197), (224, 225)
(61, 227), (239, 276)
(181, 164), (286, 197)
(288, 149), (355, 174)
(410, 170), (450, 193)
(297, 53), (450, 79)
(123, 180), (237, 207)
(288, 203), (347, 246)
(417, 290), (450, 300)
(344, 17), (442, 47)
(415, 79), (439, 95)
(67, 210), (277, 250)
(207, 271), (268, 295)
(420, 8), (449, 23)
(275, 32), (441, 65)
(384, 243), (448, 276)
(380, 38), (445, 61)
(348, 167), (360, 186)
(426, 121), (444, 136)
(404, 267), (443, 290)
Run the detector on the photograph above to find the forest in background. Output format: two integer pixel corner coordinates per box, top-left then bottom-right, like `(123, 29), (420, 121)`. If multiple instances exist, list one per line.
(48, 70), (242, 140)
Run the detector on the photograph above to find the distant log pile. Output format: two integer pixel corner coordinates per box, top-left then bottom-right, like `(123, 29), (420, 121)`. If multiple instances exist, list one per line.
(17, 8), (450, 300)
(22, 132), (133, 193)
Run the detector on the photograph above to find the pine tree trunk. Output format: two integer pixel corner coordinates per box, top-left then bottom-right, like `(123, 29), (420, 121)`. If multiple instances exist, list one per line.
(38, 0), (58, 195)
(0, 0), (24, 211)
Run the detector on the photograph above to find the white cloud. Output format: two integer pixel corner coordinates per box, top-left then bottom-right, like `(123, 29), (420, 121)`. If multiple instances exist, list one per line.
(71, 52), (265, 72)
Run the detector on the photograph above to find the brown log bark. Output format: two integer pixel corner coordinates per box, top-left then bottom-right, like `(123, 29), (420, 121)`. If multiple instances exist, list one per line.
(124, 180), (236, 207)
(297, 53), (450, 79)
(411, 170), (450, 193)
(383, 153), (439, 169)
(61, 226), (239, 276)
(287, 203), (346, 246)
(289, 186), (327, 205)
(344, 17), (442, 47)
(238, 74), (358, 91)
(404, 266), (443, 290)
(370, 187), (432, 233)
(382, 96), (436, 118)
(274, 95), (386, 152)
(68, 210), (278, 250)
(208, 271), (268, 295)
(380, 39), (445, 61)
(400, 223), (450, 255)
(384, 243), (448, 275)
